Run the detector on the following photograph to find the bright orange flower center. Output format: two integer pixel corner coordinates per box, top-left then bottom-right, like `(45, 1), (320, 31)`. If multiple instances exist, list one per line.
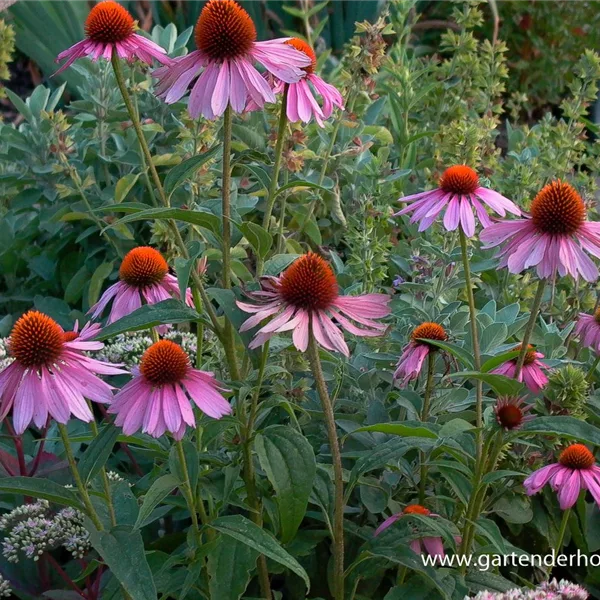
(279, 253), (339, 312)
(195, 0), (256, 61)
(119, 247), (168, 288)
(594, 308), (600, 324)
(439, 165), (479, 195)
(559, 444), (595, 470)
(530, 180), (585, 236)
(140, 340), (190, 386)
(411, 322), (448, 347)
(62, 331), (79, 343)
(85, 1), (135, 44)
(513, 344), (537, 366)
(404, 504), (431, 516)
(495, 398), (525, 430)
(9, 311), (64, 368)
(286, 38), (316, 74)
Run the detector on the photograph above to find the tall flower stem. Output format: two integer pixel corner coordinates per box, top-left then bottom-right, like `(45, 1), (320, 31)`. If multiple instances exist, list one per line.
(261, 87), (289, 230)
(458, 229), (483, 456)
(175, 440), (200, 538)
(514, 278), (546, 378)
(240, 342), (272, 599)
(418, 352), (435, 504)
(550, 508), (571, 576)
(111, 53), (168, 209)
(307, 332), (344, 600)
(299, 92), (357, 235)
(111, 53), (240, 381)
(57, 423), (103, 531)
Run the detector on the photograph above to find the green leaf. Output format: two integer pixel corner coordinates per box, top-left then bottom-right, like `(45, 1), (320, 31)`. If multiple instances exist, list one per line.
(416, 339), (474, 369)
(255, 425), (316, 543)
(88, 261), (114, 307)
(520, 416), (600, 445)
(207, 535), (258, 600)
(237, 222), (273, 259)
(0, 477), (83, 510)
(210, 515), (310, 590)
(87, 526), (157, 600)
(134, 475), (179, 529)
(115, 174), (141, 203)
(174, 240), (203, 302)
(349, 423), (438, 439)
(482, 470), (525, 484)
(96, 299), (203, 340)
(447, 371), (524, 396)
(480, 350), (520, 373)
(263, 254), (300, 276)
(105, 207), (220, 235)
(275, 180), (331, 198)
(163, 147), (220, 198)
(79, 424), (120, 484)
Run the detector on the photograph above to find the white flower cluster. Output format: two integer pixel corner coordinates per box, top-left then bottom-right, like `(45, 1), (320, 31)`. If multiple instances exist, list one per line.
(95, 330), (198, 367)
(0, 499), (91, 562)
(106, 470), (126, 483)
(0, 573), (11, 598)
(468, 580), (588, 600)
(0, 337), (10, 371)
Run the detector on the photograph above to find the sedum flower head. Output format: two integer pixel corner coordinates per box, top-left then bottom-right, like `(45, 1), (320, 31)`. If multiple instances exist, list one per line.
(467, 579), (588, 599)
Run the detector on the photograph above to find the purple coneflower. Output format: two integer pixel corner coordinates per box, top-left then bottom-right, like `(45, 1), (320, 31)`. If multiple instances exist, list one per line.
(55, 1), (169, 75)
(575, 310), (600, 353)
(89, 246), (193, 325)
(394, 322), (447, 385)
(493, 396), (534, 431)
(109, 340), (231, 439)
(491, 345), (549, 393)
(524, 443), (600, 509)
(237, 253), (390, 356)
(0, 311), (125, 433)
(153, 0), (311, 119)
(481, 180), (600, 282)
(395, 165), (520, 237)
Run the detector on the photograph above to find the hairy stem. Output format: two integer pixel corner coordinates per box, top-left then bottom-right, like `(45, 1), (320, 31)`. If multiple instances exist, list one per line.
(175, 440), (200, 539)
(514, 278), (546, 378)
(307, 333), (344, 600)
(418, 352), (435, 504)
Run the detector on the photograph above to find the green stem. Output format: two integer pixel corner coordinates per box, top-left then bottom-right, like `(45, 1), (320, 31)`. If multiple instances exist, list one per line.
(307, 332), (344, 600)
(261, 85), (289, 232)
(298, 92), (356, 235)
(514, 278), (546, 379)
(175, 440), (200, 537)
(111, 53), (168, 208)
(418, 352), (435, 504)
(458, 228), (483, 455)
(240, 343), (271, 598)
(58, 424), (103, 531)
(586, 354), (600, 382)
(551, 508), (571, 570)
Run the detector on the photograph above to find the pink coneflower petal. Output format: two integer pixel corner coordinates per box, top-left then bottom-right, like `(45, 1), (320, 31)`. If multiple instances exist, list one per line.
(237, 253), (390, 355)
(109, 340), (231, 439)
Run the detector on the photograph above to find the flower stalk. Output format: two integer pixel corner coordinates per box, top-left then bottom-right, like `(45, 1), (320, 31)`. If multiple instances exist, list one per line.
(307, 331), (344, 600)
(514, 278), (547, 378)
(175, 440), (200, 539)
(418, 352), (435, 504)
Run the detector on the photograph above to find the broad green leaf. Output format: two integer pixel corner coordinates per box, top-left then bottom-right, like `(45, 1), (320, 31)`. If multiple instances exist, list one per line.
(96, 299), (203, 340)
(207, 534), (258, 600)
(87, 526), (157, 600)
(0, 477), (83, 510)
(115, 173), (141, 203)
(480, 350), (520, 373)
(255, 425), (316, 542)
(88, 261), (114, 307)
(237, 222), (273, 259)
(163, 146), (220, 198)
(482, 470), (524, 484)
(520, 416), (600, 445)
(79, 424), (120, 484)
(210, 515), (310, 589)
(263, 254), (300, 276)
(447, 371), (524, 396)
(349, 423), (438, 439)
(105, 207), (220, 235)
(416, 339), (474, 369)
(134, 475), (179, 529)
